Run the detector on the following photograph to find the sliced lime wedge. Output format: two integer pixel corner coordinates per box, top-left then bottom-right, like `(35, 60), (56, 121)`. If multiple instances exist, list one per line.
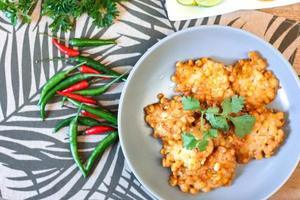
(177, 0), (197, 6)
(195, 0), (223, 7)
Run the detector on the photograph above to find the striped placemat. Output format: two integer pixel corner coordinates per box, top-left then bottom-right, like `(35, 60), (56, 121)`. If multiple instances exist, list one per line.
(0, 1), (299, 199)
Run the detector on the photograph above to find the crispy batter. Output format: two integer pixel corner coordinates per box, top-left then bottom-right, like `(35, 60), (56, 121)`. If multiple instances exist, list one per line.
(161, 125), (215, 171)
(161, 138), (213, 171)
(144, 52), (285, 194)
(228, 108), (285, 164)
(144, 94), (196, 141)
(230, 52), (279, 109)
(168, 146), (236, 194)
(172, 58), (234, 105)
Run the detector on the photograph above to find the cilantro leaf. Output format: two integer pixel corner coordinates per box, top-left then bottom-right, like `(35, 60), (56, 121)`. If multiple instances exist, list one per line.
(182, 132), (210, 152)
(231, 96), (245, 113)
(206, 107), (219, 114)
(182, 133), (198, 150)
(181, 96), (201, 111)
(221, 97), (231, 115)
(206, 113), (229, 131)
(203, 128), (218, 140)
(196, 140), (209, 151)
(207, 128), (218, 138)
(229, 115), (256, 137)
(222, 95), (244, 114)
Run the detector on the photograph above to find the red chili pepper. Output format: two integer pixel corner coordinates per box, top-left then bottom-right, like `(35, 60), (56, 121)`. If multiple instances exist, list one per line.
(60, 80), (90, 93)
(84, 125), (116, 135)
(79, 65), (111, 80)
(57, 91), (97, 105)
(79, 65), (101, 74)
(81, 110), (101, 120)
(52, 38), (80, 57)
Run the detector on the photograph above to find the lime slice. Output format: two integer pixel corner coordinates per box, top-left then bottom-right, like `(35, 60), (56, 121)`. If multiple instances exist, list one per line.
(177, 0), (197, 6)
(195, 0), (223, 7)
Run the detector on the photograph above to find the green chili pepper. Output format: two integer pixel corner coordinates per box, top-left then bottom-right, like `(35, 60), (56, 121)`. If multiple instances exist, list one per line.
(54, 116), (117, 133)
(84, 131), (118, 175)
(69, 116), (87, 177)
(40, 73), (115, 120)
(66, 98), (117, 125)
(74, 71), (127, 96)
(69, 56), (127, 81)
(38, 63), (84, 105)
(69, 38), (116, 47)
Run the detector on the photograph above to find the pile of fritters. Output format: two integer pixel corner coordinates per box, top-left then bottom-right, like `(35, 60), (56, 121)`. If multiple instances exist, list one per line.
(144, 52), (285, 194)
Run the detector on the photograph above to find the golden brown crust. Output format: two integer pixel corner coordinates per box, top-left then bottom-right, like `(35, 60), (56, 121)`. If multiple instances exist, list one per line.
(144, 94), (196, 141)
(172, 58), (234, 106)
(168, 146), (237, 194)
(230, 52), (279, 109)
(143, 52), (285, 194)
(228, 108), (285, 164)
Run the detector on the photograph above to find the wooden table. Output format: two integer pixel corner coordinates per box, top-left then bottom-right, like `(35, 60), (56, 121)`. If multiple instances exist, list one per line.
(263, 3), (300, 74)
(263, 4), (300, 199)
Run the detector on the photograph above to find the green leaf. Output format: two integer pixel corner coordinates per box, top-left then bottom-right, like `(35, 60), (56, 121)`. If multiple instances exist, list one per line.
(206, 113), (229, 131)
(222, 95), (244, 114)
(206, 107), (219, 114)
(231, 96), (245, 113)
(229, 115), (256, 137)
(207, 128), (218, 138)
(0, 1), (18, 26)
(181, 96), (201, 111)
(203, 128), (218, 140)
(196, 140), (209, 151)
(182, 133), (198, 150)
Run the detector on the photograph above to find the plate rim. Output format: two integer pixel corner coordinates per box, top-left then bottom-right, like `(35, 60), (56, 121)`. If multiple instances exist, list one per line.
(118, 25), (300, 200)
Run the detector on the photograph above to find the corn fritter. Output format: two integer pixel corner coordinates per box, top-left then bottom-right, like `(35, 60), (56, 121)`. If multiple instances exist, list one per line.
(144, 51), (285, 194)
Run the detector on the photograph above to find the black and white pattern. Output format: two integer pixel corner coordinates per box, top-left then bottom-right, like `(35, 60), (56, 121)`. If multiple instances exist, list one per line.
(0, 1), (299, 199)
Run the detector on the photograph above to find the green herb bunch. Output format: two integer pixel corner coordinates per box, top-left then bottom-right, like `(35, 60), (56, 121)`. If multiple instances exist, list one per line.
(181, 95), (256, 151)
(0, 0), (124, 32)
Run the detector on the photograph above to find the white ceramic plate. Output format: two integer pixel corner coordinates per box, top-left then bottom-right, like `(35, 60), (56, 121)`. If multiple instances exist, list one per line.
(166, 0), (300, 21)
(118, 26), (300, 200)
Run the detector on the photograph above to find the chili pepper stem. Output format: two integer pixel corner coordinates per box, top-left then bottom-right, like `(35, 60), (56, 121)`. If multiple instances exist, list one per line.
(61, 97), (67, 107)
(35, 57), (68, 64)
(76, 104), (83, 118)
(74, 70), (130, 96)
(66, 61), (87, 74)
(39, 32), (66, 42)
(105, 70), (130, 87)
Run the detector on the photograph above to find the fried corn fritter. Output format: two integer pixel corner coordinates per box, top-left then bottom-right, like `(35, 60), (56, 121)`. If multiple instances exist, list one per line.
(145, 95), (237, 194)
(168, 146), (236, 194)
(230, 52), (279, 109)
(161, 124), (216, 170)
(231, 108), (285, 164)
(144, 51), (285, 194)
(144, 94), (196, 141)
(172, 58), (234, 105)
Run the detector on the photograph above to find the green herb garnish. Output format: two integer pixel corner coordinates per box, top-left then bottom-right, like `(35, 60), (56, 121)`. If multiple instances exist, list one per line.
(182, 96), (202, 111)
(181, 95), (256, 151)
(229, 115), (256, 138)
(182, 129), (218, 152)
(0, 0), (123, 32)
